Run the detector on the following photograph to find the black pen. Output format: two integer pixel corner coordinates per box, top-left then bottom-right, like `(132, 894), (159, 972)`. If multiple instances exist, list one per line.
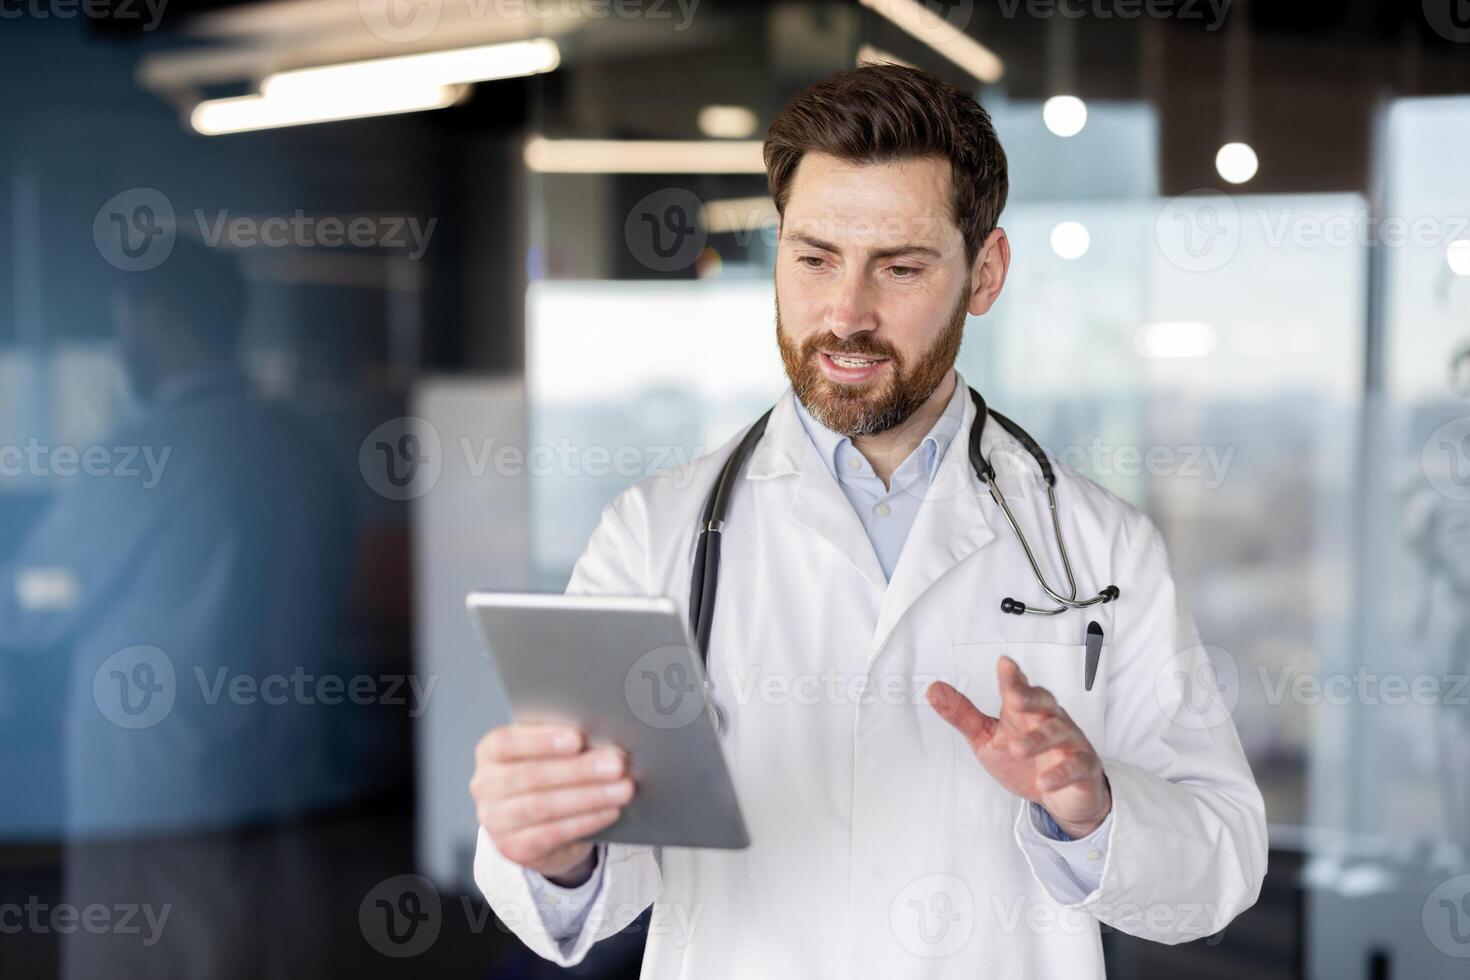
(1084, 621), (1104, 691)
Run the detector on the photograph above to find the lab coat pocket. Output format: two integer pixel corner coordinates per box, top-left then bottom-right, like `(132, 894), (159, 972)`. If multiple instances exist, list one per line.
(950, 641), (1106, 827)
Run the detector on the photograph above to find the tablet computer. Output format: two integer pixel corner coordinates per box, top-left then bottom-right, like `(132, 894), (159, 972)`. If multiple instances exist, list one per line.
(466, 592), (750, 850)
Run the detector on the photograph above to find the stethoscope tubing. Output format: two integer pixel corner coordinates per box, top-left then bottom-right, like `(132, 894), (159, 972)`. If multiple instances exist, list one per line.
(984, 478), (1113, 615)
(689, 387), (1119, 665)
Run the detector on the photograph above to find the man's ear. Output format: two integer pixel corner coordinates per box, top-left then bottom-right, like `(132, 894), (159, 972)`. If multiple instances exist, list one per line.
(967, 227), (1011, 316)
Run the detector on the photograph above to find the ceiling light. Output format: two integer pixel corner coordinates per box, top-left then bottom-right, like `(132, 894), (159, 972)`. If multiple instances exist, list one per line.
(1050, 221), (1090, 259)
(856, 44), (915, 69)
(857, 0), (1004, 83)
(698, 105), (759, 140)
(1042, 95), (1087, 138)
(702, 196), (777, 236)
(192, 85), (463, 135)
(1447, 239), (1470, 277)
(260, 38), (560, 100)
(524, 138), (766, 174)
(1215, 142), (1258, 184)
(1135, 321), (1217, 359)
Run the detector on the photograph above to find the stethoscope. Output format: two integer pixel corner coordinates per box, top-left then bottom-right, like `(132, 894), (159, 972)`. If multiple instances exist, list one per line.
(688, 387), (1120, 728)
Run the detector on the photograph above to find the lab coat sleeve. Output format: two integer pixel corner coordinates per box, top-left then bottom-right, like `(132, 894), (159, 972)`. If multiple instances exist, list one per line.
(1017, 802), (1110, 895)
(522, 842), (607, 944)
(472, 489), (664, 965)
(475, 827), (661, 964)
(1012, 509), (1268, 943)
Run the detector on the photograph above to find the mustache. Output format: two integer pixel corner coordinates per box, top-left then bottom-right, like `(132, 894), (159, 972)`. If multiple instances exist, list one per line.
(802, 333), (899, 361)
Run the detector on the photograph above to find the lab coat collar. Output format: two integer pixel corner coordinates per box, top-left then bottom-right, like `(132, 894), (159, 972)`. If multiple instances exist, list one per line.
(746, 386), (889, 589)
(742, 371), (1016, 656)
(868, 375), (1003, 665)
(743, 389), (805, 481)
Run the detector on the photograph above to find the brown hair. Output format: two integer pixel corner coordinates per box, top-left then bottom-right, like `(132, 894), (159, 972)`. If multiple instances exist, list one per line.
(763, 63), (1008, 267)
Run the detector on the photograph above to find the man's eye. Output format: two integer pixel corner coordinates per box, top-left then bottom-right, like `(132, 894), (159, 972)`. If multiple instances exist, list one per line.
(889, 265), (919, 278)
(798, 256), (826, 269)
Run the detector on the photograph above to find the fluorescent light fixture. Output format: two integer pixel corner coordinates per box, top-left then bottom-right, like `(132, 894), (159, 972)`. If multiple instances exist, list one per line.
(857, 0), (1004, 83)
(191, 85), (463, 135)
(698, 105), (759, 139)
(1215, 142), (1258, 184)
(524, 137), (766, 174)
(1042, 95), (1087, 138)
(856, 44), (915, 69)
(260, 39), (560, 99)
(1049, 221), (1090, 259)
(1135, 321), (1217, 359)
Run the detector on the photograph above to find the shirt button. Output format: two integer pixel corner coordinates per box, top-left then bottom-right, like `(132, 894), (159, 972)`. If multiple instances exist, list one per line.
(1086, 850), (1102, 861)
(846, 458), (862, 471)
(875, 502), (891, 517)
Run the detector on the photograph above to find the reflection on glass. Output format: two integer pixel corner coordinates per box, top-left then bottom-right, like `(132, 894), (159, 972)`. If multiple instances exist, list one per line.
(0, 243), (373, 839)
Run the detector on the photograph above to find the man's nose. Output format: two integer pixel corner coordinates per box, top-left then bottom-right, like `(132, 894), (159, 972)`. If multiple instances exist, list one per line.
(825, 269), (878, 339)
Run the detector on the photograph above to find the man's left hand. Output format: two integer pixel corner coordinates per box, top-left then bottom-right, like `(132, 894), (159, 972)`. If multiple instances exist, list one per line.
(927, 655), (1111, 838)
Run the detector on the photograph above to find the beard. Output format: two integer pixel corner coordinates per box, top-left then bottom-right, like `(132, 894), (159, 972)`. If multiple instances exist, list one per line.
(776, 288), (968, 438)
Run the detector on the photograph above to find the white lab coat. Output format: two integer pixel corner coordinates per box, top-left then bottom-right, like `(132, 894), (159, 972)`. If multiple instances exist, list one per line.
(475, 380), (1268, 978)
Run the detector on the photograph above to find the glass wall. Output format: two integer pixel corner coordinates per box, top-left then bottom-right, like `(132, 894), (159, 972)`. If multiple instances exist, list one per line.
(1300, 95), (1470, 980)
(1357, 95), (1470, 848)
(524, 103), (1368, 840)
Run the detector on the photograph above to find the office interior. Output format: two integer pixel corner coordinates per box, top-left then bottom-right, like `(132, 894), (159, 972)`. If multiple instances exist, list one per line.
(1, 0), (1469, 977)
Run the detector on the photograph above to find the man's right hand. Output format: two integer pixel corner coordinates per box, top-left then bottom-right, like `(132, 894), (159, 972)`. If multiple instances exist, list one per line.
(470, 722), (634, 886)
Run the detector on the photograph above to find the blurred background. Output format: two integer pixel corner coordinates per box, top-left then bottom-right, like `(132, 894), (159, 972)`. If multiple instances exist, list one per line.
(1, 0), (1469, 977)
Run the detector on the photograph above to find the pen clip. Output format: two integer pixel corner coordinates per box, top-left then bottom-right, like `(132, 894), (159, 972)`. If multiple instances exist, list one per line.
(1084, 621), (1103, 692)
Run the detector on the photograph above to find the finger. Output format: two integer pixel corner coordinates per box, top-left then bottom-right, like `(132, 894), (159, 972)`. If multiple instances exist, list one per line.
(477, 723), (585, 765)
(488, 778), (636, 834)
(1008, 716), (1081, 758)
(497, 807), (622, 864)
(996, 655), (1027, 697)
(926, 681), (998, 748)
(997, 660), (1058, 716)
(490, 748), (628, 798)
(1037, 750), (1101, 792)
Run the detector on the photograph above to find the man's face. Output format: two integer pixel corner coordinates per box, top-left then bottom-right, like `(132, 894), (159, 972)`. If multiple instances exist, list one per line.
(775, 152), (976, 437)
